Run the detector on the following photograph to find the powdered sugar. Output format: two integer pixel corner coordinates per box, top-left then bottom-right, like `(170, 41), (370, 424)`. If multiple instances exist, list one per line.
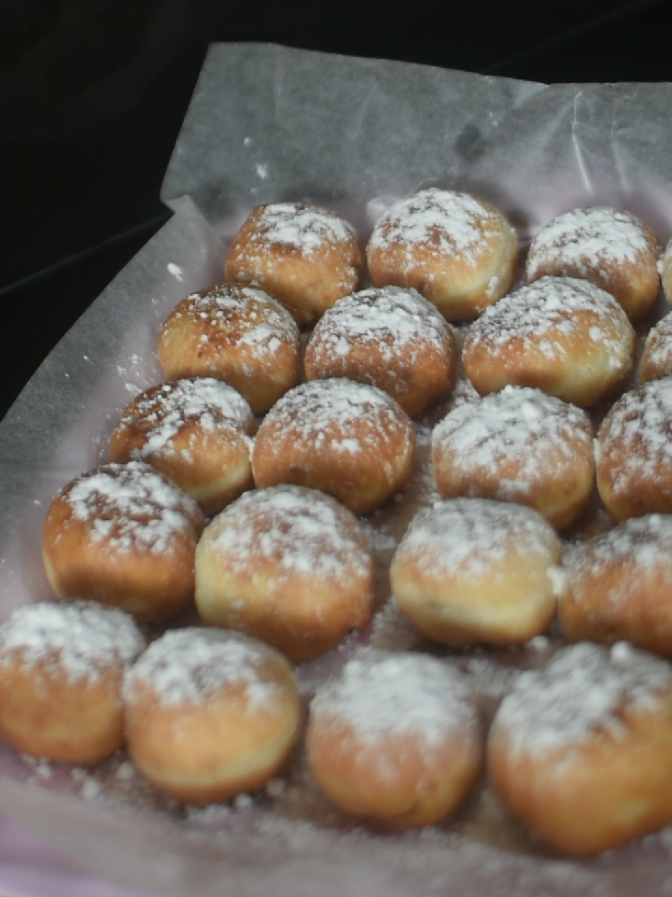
(246, 203), (357, 254)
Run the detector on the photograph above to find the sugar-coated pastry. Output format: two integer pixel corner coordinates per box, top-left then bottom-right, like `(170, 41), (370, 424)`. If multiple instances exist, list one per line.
(525, 206), (662, 322)
(225, 202), (364, 325)
(307, 650), (482, 828)
(661, 237), (672, 307)
(462, 276), (636, 407)
(560, 514), (672, 656)
(638, 313), (672, 383)
(157, 284), (301, 413)
(303, 286), (458, 417)
(195, 486), (375, 663)
(488, 642), (672, 855)
(109, 378), (256, 516)
(124, 628), (300, 804)
(366, 188), (518, 321)
(431, 385), (595, 528)
(390, 498), (561, 647)
(596, 378), (672, 521)
(251, 378), (415, 516)
(42, 461), (205, 621)
(0, 601), (145, 762)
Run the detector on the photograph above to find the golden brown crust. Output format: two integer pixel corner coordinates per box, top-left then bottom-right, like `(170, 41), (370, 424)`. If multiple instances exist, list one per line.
(225, 202), (364, 324)
(157, 284), (301, 414)
(366, 188), (518, 321)
(638, 312), (672, 383)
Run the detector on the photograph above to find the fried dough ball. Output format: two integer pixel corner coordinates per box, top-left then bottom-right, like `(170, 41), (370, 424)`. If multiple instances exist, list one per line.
(303, 286), (458, 417)
(251, 378), (415, 516)
(109, 378), (256, 516)
(596, 378), (672, 521)
(661, 238), (672, 308)
(560, 514), (672, 656)
(42, 461), (204, 622)
(307, 650), (483, 828)
(390, 498), (561, 647)
(366, 188), (518, 321)
(124, 628), (301, 804)
(431, 385), (595, 529)
(195, 486), (375, 663)
(525, 206), (662, 322)
(157, 284), (301, 413)
(639, 313), (672, 383)
(0, 601), (145, 763)
(225, 202), (364, 325)
(462, 276), (636, 407)
(488, 642), (672, 855)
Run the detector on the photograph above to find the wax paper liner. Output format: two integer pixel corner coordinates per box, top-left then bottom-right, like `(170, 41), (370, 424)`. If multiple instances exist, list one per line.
(2, 42), (672, 897)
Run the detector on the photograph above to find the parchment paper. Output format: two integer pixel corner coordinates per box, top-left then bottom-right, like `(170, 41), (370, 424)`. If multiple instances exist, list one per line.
(3, 42), (672, 897)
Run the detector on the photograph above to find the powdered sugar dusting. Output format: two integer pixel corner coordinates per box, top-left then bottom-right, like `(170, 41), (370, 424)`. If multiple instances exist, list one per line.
(640, 313), (672, 378)
(249, 203), (356, 254)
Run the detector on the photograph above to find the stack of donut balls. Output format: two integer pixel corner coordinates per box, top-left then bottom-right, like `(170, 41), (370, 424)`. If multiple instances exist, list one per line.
(7, 188), (672, 856)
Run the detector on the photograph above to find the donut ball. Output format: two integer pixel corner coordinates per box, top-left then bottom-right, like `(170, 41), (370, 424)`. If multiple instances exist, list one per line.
(431, 385), (595, 529)
(661, 237), (672, 307)
(488, 641), (672, 855)
(42, 461), (205, 622)
(366, 187), (518, 321)
(225, 202), (364, 325)
(390, 498), (561, 647)
(596, 378), (672, 521)
(462, 275), (636, 407)
(195, 486), (375, 663)
(525, 206), (662, 322)
(0, 601), (145, 763)
(251, 378), (415, 516)
(639, 313), (672, 383)
(157, 284), (301, 414)
(109, 378), (256, 516)
(303, 286), (458, 417)
(306, 650), (483, 829)
(560, 514), (672, 656)
(124, 628), (300, 804)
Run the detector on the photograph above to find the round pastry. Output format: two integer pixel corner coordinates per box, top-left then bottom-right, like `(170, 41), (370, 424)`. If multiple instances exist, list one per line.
(596, 377), (672, 521)
(42, 461), (205, 622)
(525, 206), (661, 322)
(0, 601), (145, 763)
(488, 641), (672, 855)
(124, 627), (301, 804)
(108, 378), (257, 516)
(638, 312), (672, 383)
(303, 286), (458, 417)
(431, 385), (595, 528)
(195, 485), (375, 663)
(251, 378), (415, 516)
(462, 275), (636, 407)
(560, 514), (672, 656)
(157, 283), (301, 414)
(390, 498), (562, 647)
(661, 237), (672, 307)
(306, 649), (483, 828)
(366, 187), (518, 321)
(225, 202), (364, 325)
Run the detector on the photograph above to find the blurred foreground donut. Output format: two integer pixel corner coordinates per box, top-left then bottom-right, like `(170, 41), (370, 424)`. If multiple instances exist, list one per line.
(304, 286), (458, 417)
(596, 378), (672, 521)
(366, 187), (518, 321)
(124, 628), (300, 804)
(42, 461), (204, 621)
(109, 378), (256, 516)
(638, 313), (672, 383)
(307, 650), (482, 828)
(488, 642), (672, 855)
(157, 284), (301, 413)
(462, 276), (636, 407)
(225, 202), (364, 325)
(525, 206), (662, 322)
(390, 498), (561, 647)
(431, 385), (594, 528)
(0, 601), (144, 762)
(195, 486), (374, 662)
(560, 514), (672, 656)
(251, 379), (415, 515)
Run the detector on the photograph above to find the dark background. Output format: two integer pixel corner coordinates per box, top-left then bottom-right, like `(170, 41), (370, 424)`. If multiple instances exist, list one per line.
(2, 0), (672, 419)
